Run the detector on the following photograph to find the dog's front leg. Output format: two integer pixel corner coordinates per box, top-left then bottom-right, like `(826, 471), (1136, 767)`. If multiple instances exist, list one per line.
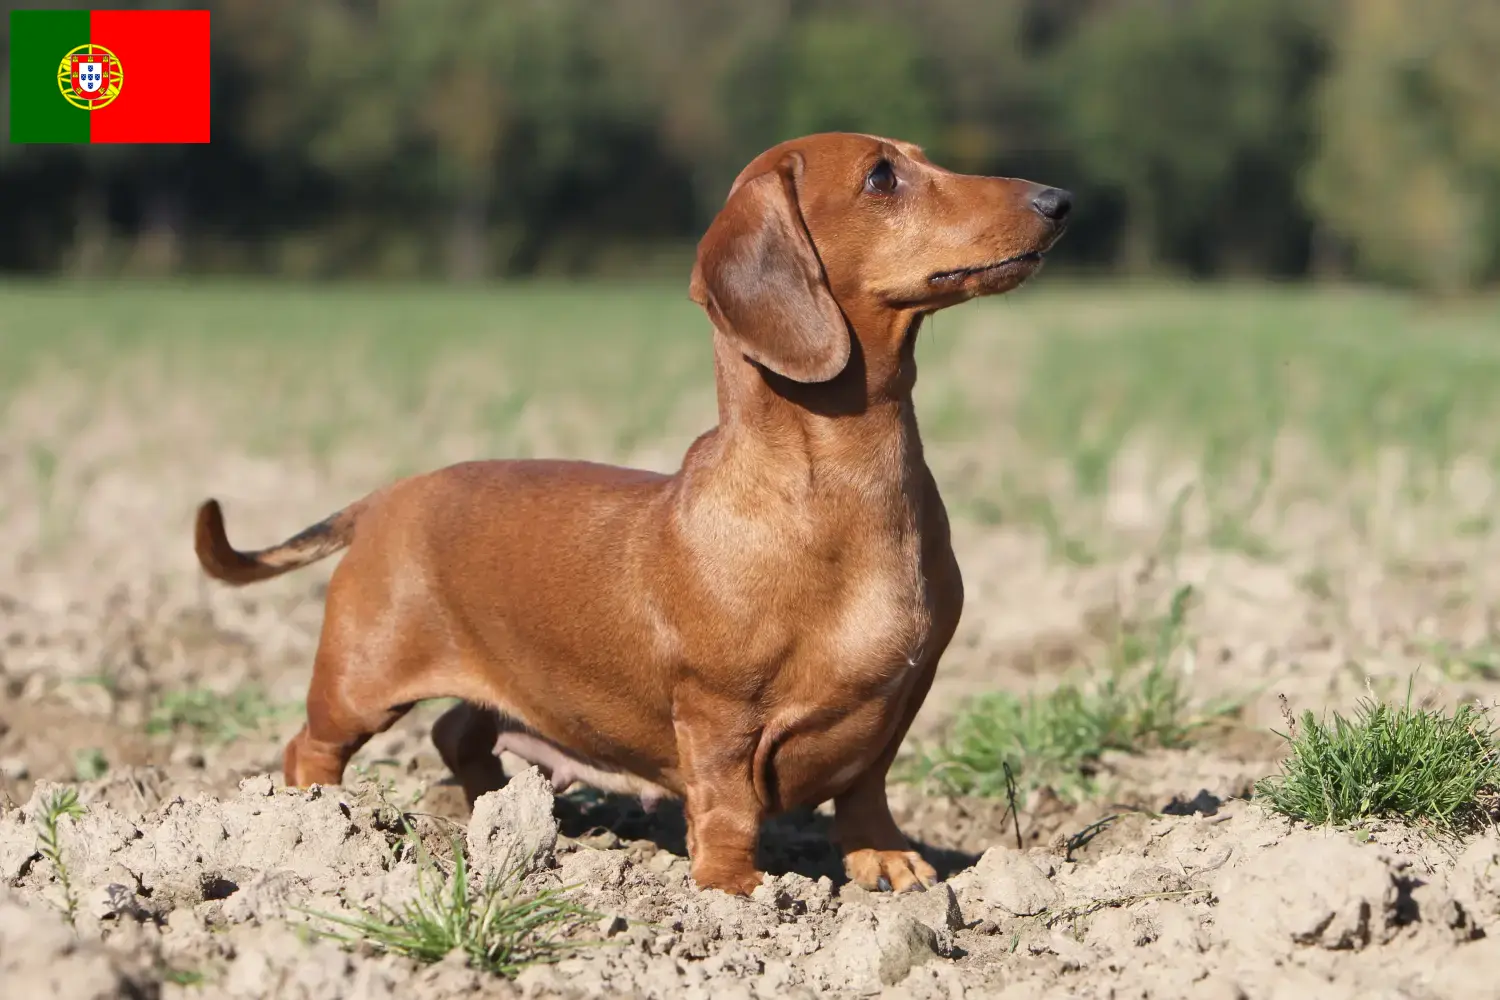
(833, 762), (938, 892)
(673, 690), (767, 897)
(833, 629), (953, 892)
(835, 541), (962, 892)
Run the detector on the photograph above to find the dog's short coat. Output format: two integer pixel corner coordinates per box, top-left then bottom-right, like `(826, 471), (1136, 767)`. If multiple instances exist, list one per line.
(195, 133), (1070, 896)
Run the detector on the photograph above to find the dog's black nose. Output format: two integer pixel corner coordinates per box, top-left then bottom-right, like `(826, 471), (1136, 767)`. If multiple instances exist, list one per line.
(1031, 187), (1072, 222)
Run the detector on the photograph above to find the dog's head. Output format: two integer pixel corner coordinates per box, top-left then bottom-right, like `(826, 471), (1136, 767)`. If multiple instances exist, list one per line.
(690, 132), (1070, 386)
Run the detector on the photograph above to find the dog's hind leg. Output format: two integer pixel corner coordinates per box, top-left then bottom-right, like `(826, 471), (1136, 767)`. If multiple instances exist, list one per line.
(282, 562), (446, 790)
(283, 634), (419, 789)
(283, 690), (414, 789)
(431, 701), (510, 808)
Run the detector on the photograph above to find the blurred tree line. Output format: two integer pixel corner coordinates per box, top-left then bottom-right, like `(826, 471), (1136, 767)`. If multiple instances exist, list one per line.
(2, 0), (1498, 290)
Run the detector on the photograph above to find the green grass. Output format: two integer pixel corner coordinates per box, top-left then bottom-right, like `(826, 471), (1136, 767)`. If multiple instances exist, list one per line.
(4, 279), (1500, 562)
(304, 827), (593, 977)
(0, 278), (714, 469)
(989, 287), (1500, 562)
(146, 686), (300, 744)
(905, 585), (1232, 800)
(5, 278), (1498, 566)
(1255, 690), (1500, 834)
(1015, 288), (1500, 468)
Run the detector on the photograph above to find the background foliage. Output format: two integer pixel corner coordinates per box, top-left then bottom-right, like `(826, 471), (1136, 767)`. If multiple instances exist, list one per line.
(2, 0), (1498, 289)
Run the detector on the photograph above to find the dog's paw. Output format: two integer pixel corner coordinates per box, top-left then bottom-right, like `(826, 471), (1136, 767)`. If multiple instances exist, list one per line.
(844, 848), (937, 893)
(692, 866), (768, 897)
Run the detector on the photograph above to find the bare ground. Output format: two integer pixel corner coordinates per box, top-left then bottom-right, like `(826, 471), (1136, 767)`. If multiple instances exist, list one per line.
(4, 294), (1500, 998)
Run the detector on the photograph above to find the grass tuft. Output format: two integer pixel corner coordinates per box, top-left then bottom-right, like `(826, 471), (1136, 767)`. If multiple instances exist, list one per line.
(304, 827), (593, 977)
(905, 586), (1228, 799)
(904, 661), (1203, 799)
(1255, 689), (1500, 834)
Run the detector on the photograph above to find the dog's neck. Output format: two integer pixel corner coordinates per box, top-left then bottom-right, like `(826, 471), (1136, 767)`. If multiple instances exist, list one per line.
(702, 310), (928, 502)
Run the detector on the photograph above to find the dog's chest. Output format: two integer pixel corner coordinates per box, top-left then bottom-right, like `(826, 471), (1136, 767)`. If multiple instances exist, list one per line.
(821, 534), (934, 683)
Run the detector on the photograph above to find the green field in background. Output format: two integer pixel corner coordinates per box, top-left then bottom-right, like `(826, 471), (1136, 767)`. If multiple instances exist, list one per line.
(3, 280), (1499, 551)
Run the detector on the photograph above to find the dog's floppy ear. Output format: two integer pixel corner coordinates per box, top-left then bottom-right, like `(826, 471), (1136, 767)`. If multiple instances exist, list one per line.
(689, 154), (850, 383)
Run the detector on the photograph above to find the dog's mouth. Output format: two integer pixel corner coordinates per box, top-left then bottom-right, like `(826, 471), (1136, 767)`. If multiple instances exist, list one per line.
(927, 250), (1045, 287)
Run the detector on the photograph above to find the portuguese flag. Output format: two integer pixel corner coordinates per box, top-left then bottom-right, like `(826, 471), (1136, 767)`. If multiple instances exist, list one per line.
(8, 9), (210, 144)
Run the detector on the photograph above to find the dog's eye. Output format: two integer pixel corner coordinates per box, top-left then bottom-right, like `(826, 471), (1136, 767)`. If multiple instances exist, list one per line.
(865, 160), (898, 195)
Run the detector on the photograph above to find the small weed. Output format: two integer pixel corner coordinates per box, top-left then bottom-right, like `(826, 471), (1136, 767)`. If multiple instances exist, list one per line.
(74, 747), (108, 782)
(72, 673), (121, 695)
(304, 827), (593, 977)
(35, 787), (86, 927)
(1255, 687), (1500, 834)
(1297, 567), (1335, 602)
(161, 967), (207, 987)
(905, 586), (1230, 799)
(28, 442), (64, 550)
(146, 686), (298, 743)
(27, 441), (57, 491)
(1456, 514), (1493, 537)
(1207, 517), (1276, 560)
(1421, 639), (1500, 683)
(1041, 887), (1211, 929)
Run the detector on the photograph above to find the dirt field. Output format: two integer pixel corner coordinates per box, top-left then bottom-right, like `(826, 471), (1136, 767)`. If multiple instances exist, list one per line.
(3, 280), (1500, 998)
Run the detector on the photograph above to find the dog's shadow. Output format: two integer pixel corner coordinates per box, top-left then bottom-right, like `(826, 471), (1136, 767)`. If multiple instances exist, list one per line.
(553, 789), (977, 885)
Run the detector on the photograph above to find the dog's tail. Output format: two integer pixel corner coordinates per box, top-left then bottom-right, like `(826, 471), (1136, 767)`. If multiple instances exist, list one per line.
(194, 497), (365, 586)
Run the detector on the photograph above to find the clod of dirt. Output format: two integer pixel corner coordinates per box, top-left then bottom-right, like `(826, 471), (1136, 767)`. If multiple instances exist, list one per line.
(219, 868), (307, 926)
(109, 777), (393, 909)
(896, 882), (965, 956)
(88, 881), (152, 924)
(1162, 789), (1223, 817)
(1447, 831), (1500, 927)
(0, 886), (159, 1000)
(0, 815), (37, 882)
(750, 870), (835, 914)
(1214, 832), (1405, 952)
(219, 925), (406, 1000)
(963, 847), (1059, 916)
(841, 879), (965, 957)
(808, 904), (940, 994)
(467, 767), (560, 879)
